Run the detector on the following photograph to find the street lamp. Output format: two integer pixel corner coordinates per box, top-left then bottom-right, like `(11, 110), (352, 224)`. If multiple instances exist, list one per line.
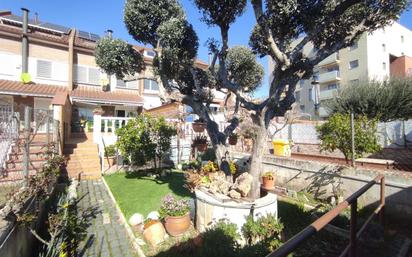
(311, 76), (320, 117)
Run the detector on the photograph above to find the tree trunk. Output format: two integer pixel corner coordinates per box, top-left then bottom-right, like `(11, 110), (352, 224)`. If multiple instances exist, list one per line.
(248, 125), (267, 199)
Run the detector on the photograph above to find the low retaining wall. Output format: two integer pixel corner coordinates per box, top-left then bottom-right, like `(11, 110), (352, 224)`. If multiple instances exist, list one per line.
(233, 153), (412, 220)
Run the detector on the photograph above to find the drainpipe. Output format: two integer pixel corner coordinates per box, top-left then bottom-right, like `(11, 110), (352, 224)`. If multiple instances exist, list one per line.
(21, 8), (29, 74)
(68, 28), (76, 91)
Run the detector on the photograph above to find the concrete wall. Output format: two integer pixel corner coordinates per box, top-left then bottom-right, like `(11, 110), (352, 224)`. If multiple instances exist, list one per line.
(233, 153), (412, 220)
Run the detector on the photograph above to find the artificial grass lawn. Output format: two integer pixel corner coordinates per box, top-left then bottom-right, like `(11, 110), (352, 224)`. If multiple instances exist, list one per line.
(104, 170), (192, 219)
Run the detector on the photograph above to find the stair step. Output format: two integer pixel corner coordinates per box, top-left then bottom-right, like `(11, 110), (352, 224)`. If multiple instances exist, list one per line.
(0, 170), (38, 183)
(6, 158), (47, 169)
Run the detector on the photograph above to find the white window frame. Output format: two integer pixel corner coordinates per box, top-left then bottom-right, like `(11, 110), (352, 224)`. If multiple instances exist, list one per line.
(144, 79), (159, 92)
(74, 65), (101, 85)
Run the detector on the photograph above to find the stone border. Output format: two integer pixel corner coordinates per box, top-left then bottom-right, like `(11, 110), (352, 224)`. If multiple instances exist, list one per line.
(101, 177), (146, 257)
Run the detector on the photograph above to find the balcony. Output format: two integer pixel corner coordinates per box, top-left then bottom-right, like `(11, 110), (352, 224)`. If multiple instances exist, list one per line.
(318, 70), (341, 84)
(319, 107), (330, 117)
(319, 89), (338, 100)
(318, 53), (340, 67)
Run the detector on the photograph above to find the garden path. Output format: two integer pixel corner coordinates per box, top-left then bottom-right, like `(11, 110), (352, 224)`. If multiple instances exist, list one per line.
(77, 179), (136, 257)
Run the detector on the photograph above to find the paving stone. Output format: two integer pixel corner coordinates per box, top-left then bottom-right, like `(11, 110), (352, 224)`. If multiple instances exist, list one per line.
(77, 179), (135, 257)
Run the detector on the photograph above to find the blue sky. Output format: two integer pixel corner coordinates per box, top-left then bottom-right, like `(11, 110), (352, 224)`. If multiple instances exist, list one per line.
(2, 0), (411, 97)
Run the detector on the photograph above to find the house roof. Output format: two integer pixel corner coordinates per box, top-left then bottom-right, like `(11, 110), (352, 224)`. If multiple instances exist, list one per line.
(0, 79), (144, 106)
(70, 85), (144, 106)
(0, 79), (66, 97)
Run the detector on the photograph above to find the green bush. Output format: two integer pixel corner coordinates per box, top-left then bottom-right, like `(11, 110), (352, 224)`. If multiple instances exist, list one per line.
(104, 145), (116, 157)
(115, 114), (176, 169)
(316, 113), (381, 162)
(241, 213), (283, 250)
(199, 148), (216, 162)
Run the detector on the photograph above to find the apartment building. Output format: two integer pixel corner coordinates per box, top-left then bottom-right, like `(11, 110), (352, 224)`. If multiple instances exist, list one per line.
(269, 21), (412, 119)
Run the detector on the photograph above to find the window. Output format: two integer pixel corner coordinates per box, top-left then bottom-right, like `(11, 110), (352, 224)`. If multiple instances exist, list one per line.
(382, 62), (387, 70)
(74, 65), (101, 85)
(117, 79), (126, 87)
(88, 68), (100, 85)
(327, 83), (338, 90)
(74, 65), (88, 83)
(349, 42), (358, 51)
(382, 44), (386, 52)
(349, 60), (359, 69)
(145, 50), (156, 57)
(144, 79), (159, 91)
(308, 88), (313, 101)
(117, 79), (138, 89)
(37, 60), (52, 78)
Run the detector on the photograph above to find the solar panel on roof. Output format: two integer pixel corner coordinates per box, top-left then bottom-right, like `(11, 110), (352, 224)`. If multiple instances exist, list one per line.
(40, 22), (71, 33)
(78, 30), (100, 41)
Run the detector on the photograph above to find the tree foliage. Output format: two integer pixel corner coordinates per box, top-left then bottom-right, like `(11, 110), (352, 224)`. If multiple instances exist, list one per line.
(115, 115), (176, 169)
(95, 0), (408, 198)
(95, 37), (144, 79)
(316, 113), (381, 161)
(326, 78), (412, 122)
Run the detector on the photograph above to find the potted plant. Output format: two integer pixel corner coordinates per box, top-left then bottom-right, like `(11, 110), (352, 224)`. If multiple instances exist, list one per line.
(142, 219), (166, 246)
(193, 135), (208, 152)
(192, 118), (206, 133)
(104, 145), (116, 168)
(228, 133), (238, 145)
(159, 194), (191, 236)
(261, 171), (276, 189)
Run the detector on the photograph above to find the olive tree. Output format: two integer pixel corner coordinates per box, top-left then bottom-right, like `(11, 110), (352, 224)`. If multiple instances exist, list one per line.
(327, 78), (412, 122)
(95, 0), (408, 199)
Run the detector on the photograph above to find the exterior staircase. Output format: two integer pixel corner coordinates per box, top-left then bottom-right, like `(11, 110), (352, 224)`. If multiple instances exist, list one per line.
(64, 133), (101, 180)
(0, 133), (49, 184)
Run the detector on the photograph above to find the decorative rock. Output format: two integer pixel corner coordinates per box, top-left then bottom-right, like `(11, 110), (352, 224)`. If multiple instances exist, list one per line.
(231, 173), (253, 197)
(208, 171), (231, 195)
(228, 190), (241, 199)
(129, 213), (144, 226)
(147, 211), (160, 220)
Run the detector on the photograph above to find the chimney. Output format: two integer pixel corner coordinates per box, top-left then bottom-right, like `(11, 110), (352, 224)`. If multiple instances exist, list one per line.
(105, 29), (113, 38)
(68, 28), (76, 91)
(208, 52), (212, 65)
(21, 8), (29, 74)
(34, 12), (39, 24)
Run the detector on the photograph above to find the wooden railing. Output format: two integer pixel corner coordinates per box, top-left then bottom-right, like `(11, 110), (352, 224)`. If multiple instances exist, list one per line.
(267, 175), (385, 257)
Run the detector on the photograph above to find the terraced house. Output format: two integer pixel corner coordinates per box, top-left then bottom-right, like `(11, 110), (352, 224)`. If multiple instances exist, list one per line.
(0, 8), (212, 181)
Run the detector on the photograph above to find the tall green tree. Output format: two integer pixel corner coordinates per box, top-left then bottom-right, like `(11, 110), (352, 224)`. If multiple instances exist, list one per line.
(95, 0), (408, 198)
(326, 78), (412, 122)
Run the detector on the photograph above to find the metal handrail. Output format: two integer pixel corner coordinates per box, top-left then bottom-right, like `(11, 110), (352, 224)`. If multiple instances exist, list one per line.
(267, 175), (385, 257)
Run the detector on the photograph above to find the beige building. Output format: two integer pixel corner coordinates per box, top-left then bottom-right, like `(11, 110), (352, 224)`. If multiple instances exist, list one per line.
(269, 22), (412, 119)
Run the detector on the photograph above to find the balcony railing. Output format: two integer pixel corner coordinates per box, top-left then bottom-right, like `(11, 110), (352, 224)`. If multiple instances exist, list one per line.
(318, 52), (340, 66)
(318, 70), (341, 84)
(319, 89), (338, 100)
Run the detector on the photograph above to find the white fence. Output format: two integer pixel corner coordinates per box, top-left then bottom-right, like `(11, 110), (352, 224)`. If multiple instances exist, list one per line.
(272, 120), (412, 148)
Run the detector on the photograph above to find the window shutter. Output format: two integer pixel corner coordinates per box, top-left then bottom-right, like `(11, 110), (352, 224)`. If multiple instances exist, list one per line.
(37, 60), (52, 78)
(126, 80), (138, 89)
(117, 79), (126, 87)
(88, 68), (100, 85)
(74, 65), (87, 83)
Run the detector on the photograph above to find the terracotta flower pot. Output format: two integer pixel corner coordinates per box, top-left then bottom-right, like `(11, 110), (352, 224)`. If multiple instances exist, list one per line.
(192, 122), (206, 133)
(143, 221), (166, 246)
(196, 143), (207, 152)
(164, 213), (191, 236)
(228, 136), (238, 145)
(262, 176), (275, 189)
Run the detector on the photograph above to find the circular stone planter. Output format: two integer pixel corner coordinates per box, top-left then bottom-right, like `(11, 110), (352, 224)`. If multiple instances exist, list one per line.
(195, 189), (278, 233)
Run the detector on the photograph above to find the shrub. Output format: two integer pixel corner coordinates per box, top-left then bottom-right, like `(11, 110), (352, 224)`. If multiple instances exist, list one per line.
(104, 145), (116, 157)
(199, 148), (216, 162)
(116, 114), (176, 169)
(241, 213), (283, 249)
(316, 113), (381, 162)
(198, 219), (240, 257)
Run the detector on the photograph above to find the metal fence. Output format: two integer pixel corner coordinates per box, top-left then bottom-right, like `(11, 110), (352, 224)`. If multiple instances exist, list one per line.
(0, 104), (19, 174)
